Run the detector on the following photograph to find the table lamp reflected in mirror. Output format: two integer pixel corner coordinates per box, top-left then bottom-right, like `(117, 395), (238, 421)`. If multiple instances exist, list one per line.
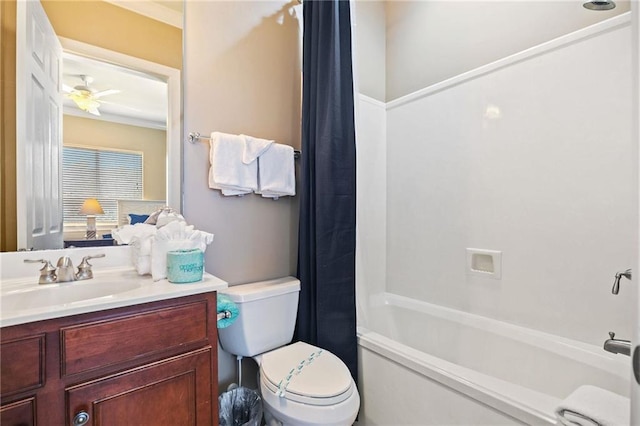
(79, 198), (104, 239)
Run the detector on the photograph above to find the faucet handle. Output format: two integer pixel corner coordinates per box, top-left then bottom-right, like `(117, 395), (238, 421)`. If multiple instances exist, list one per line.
(619, 269), (632, 278)
(23, 259), (57, 284)
(82, 253), (106, 262)
(609, 331), (616, 339)
(78, 253), (105, 268)
(24, 258), (48, 264)
(76, 253), (105, 281)
(612, 269), (632, 295)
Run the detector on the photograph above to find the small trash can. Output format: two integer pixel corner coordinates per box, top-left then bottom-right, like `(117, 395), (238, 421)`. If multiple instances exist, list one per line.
(218, 386), (263, 426)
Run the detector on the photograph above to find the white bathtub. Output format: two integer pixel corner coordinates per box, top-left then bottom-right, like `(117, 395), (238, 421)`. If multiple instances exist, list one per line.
(357, 293), (630, 425)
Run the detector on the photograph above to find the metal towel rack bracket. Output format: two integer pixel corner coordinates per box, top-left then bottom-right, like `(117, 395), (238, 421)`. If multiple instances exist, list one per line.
(217, 310), (232, 321)
(188, 132), (301, 159)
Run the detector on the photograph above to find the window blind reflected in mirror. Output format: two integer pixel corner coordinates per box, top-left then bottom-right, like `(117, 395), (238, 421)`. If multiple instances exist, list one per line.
(63, 147), (143, 224)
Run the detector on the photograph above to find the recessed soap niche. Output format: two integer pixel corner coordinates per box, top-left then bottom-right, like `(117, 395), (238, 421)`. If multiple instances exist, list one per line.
(466, 248), (502, 279)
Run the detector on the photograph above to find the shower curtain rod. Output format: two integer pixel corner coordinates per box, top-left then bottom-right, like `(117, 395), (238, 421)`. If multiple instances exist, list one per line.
(188, 132), (301, 159)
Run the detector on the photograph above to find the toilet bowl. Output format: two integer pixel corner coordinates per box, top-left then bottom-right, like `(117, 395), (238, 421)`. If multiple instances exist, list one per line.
(218, 277), (360, 426)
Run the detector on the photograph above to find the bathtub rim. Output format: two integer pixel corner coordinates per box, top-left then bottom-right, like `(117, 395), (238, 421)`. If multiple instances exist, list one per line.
(371, 292), (629, 380)
(357, 292), (631, 425)
(358, 326), (559, 425)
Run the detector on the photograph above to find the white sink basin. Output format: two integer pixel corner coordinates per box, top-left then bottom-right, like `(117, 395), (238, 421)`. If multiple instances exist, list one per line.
(0, 246), (228, 328)
(1, 278), (143, 313)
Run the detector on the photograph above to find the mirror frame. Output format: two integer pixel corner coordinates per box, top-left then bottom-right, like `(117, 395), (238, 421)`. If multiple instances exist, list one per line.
(59, 37), (182, 213)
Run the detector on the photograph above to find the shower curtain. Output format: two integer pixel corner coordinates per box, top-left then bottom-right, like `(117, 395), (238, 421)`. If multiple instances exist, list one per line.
(295, 0), (358, 381)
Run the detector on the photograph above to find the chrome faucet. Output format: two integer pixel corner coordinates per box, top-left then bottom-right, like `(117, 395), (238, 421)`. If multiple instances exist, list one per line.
(24, 254), (105, 284)
(55, 257), (76, 282)
(612, 269), (632, 294)
(603, 332), (631, 356)
(23, 259), (57, 284)
(75, 254), (105, 280)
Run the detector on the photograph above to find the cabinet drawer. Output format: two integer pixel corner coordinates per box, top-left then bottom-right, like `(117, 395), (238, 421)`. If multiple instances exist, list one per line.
(1, 335), (45, 396)
(61, 301), (208, 377)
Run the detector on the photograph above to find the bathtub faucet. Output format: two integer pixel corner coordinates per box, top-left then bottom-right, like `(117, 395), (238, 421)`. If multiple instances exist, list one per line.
(603, 332), (631, 356)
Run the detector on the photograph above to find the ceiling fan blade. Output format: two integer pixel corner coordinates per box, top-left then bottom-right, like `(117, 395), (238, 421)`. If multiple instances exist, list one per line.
(93, 89), (121, 99)
(62, 84), (74, 93)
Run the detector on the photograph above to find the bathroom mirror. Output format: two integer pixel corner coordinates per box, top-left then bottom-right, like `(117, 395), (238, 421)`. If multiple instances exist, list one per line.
(57, 38), (181, 235)
(2, 0), (183, 252)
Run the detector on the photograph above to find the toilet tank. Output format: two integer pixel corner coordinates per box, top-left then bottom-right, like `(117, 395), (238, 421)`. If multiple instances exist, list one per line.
(218, 276), (300, 357)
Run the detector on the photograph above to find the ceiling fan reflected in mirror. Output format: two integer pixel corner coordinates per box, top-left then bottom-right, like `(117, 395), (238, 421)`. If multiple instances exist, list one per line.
(63, 75), (120, 116)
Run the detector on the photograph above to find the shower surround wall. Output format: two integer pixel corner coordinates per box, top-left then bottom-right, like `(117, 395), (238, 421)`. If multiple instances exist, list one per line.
(356, 95), (387, 326)
(385, 15), (635, 346)
(355, 13), (635, 425)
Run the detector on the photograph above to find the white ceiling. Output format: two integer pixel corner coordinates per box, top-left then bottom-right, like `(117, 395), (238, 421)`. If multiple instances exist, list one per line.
(61, 0), (180, 129)
(62, 52), (168, 130)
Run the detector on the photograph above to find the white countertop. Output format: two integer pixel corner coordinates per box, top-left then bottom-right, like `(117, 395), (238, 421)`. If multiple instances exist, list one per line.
(1, 246), (228, 328)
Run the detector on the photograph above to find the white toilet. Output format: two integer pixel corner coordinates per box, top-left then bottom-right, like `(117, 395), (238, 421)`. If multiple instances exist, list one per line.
(218, 276), (360, 426)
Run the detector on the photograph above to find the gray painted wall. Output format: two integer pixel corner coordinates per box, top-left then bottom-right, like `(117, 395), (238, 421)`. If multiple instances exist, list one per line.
(183, 1), (302, 390)
(183, 1), (301, 286)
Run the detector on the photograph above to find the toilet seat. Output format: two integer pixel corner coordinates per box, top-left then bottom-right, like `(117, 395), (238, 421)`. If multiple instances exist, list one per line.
(260, 341), (354, 406)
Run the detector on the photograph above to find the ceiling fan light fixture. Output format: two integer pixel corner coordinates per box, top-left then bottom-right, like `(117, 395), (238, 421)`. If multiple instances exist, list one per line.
(66, 92), (101, 116)
(63, 75), (120, 117)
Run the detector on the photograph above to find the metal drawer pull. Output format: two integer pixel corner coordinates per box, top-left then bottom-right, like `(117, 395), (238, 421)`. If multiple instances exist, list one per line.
(73, 411), (90, 426)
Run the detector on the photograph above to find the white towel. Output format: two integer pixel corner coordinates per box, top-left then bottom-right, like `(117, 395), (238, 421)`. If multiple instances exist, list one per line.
(241, 134), (274, 164)
(257, 143), (296, 199)
(112, 223), (156, 245)
(208, 168), (250, 196)
(555, 385), (629, 426)
(129, 231), (156, 275)
(208, 132), (257, 196)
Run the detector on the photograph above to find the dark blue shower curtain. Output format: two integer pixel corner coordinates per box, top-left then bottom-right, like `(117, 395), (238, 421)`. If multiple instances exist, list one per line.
(295, 0), (358, 382)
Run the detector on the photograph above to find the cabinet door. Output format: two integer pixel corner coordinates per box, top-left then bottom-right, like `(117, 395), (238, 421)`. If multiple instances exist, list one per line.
(0, 398), (36, 426)
(66, 348), (213, 426)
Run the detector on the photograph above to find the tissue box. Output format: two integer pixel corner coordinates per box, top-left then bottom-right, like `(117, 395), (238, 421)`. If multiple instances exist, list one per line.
(166, 249), (204, 283)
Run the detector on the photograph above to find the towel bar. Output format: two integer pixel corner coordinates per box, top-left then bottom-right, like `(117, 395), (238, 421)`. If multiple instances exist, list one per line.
(188, 131), (301, 159)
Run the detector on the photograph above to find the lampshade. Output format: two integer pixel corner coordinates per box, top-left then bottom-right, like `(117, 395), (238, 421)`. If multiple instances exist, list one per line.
(79, 198), (104, 215)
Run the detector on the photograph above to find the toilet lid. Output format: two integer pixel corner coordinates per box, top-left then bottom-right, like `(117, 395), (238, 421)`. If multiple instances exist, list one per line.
(261, 341), (354, 406)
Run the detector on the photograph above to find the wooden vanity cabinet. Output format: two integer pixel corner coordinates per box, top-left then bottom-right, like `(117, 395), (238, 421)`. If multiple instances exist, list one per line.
(0, 292), (219, 426)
